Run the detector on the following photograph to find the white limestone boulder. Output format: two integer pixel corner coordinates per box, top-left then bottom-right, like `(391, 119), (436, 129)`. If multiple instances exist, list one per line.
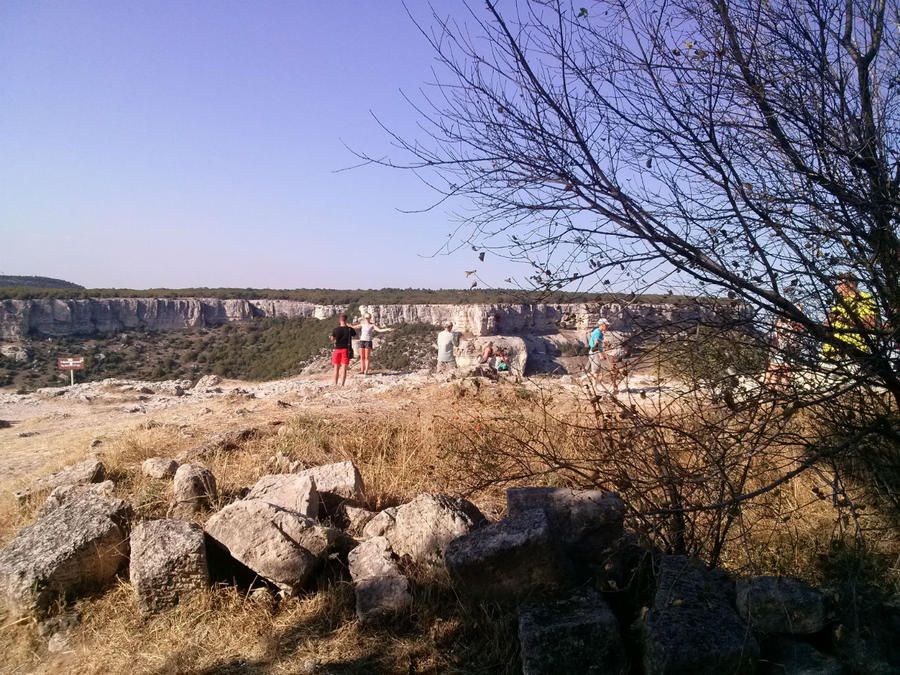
(386, 493), (485, 564)
(141, 457), (179, 480)
(348, 536), (412, 623)
(245, 474), (319, 519)
(204, 499), (336, 595)
(294, 460), (365, 504)
(167, 463), (216, 519)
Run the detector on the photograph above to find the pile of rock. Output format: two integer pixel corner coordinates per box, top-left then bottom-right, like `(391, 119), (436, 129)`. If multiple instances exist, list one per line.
(2, 456), (897, 673)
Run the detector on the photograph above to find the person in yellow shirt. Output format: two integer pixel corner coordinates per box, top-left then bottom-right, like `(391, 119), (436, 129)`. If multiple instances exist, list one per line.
(822, 274), (876, 359)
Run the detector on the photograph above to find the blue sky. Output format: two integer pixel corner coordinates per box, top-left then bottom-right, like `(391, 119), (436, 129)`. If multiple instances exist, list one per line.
(0, 1), (530, 290)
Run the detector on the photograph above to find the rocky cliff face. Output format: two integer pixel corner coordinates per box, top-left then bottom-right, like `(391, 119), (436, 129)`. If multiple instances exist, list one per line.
(0, 298), (719, 340)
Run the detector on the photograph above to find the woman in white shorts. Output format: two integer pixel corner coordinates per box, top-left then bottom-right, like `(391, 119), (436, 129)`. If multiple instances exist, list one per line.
(352, 313), (392, 375)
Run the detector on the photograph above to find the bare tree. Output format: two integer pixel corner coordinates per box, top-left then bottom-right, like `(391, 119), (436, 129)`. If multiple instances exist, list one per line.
(364, 0), (900, 543)
(375, 0), (897, 395)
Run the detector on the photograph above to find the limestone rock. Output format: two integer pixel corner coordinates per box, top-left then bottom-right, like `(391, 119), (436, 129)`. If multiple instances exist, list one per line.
(141, 457), (179, 480)
(444, 508), (569, 602)
(37, 481), (115, 517)
(167, 463), (216, 519)
(506, 487), (624, 564)
(736, 576), (826, 635)
(193, 374), (221, 390)
(0, 493), (132, 618)
(519, 589), (627, 675)
(347, 536), (412, 623)
(204, 499), (335, 595)
(130, 519), (209, 614)
(642, 555), (758, 675)
(14, 458), (106, 506)
(387, 493), (485, 564)
(343, 505), (377, 536)
(294, 460), (365, 504)
(361, 507), (398, 539)
(245, 474), (319, 519)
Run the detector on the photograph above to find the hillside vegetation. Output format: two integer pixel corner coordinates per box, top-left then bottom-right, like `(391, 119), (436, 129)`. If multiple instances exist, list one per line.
(0, 318), (441, 391)
(0, 275), (83, 289)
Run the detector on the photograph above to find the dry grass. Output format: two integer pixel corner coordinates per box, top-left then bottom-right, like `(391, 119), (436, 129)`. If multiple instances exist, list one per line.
(0, 375), (897, 673)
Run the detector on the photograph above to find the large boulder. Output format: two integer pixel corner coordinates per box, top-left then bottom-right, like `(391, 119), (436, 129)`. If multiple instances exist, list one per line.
(445, 508), (569, 602)
(736, 576), (826, 634)
(0, 493), (132, 618)
(130, 519), (209, 614)
(36, 481), (116, 518)
(167, 463), (216, 519)
(642, 555), (758, 675)
(386, 493), (485, 564)
(294, 460), (365, 505)
(141, 457), (179, 480)
(245, 474), (319, 519)
(204, 499), (335, 595)
(506, 487), (624, 565)
(519, 589), (627, 675)
(347, 536), (412, 624)
(14, 458), (106, 506)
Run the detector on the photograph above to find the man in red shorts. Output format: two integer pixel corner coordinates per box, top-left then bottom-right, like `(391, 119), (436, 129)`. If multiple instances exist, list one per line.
(330, 314), (356, 386)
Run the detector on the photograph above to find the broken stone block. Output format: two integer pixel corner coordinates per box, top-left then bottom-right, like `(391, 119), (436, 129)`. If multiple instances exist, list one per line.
(204, 499), (335, 595)
(736, 576), (826, 635)
(387, 493), (485, 564)
(348, 536), (412, 623)
(0, 493), (132, 618)
(642, 555), (758, 675)
(506, 487), (624, 564)
(245, 474), (319, 519)
(14, 458), (106, 506)
(445, 508), (569, 602)
(167, 463), (216, 519)
(130, 519), (209, 614)
(519, 589), (627, 675)
(294, 460), (366, 504)
(36, 481), (116, 517)
(141, 457), (179, 480)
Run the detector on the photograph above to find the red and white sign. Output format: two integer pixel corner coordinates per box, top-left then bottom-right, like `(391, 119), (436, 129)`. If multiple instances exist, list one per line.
(58, 357), (85, 370)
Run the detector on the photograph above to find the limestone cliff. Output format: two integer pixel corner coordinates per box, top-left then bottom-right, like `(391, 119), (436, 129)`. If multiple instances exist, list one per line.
(0, 297), (718, 340)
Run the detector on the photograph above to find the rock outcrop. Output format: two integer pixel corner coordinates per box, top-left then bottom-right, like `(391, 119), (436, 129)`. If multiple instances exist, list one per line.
(0, 297), (724, 339)
(167, 463), (217, 519)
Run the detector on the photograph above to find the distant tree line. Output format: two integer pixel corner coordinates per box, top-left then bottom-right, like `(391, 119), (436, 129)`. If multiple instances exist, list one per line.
(0, 285), (701, 305)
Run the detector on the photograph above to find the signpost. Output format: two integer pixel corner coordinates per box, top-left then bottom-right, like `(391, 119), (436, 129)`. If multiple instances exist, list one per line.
(58, 357), (85, 386)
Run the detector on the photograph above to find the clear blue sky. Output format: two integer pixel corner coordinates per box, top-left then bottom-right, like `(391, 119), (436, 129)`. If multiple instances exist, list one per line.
(0, 1), (528, 290)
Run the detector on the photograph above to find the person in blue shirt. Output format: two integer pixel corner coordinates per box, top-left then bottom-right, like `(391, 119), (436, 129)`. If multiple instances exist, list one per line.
(587, 319), (619, 394)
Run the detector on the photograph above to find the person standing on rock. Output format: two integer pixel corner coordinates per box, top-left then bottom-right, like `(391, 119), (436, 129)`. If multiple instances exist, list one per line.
(330, 314), (356, 386)
(350, 313), (392, 375)
(436, 322), (459, 373)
